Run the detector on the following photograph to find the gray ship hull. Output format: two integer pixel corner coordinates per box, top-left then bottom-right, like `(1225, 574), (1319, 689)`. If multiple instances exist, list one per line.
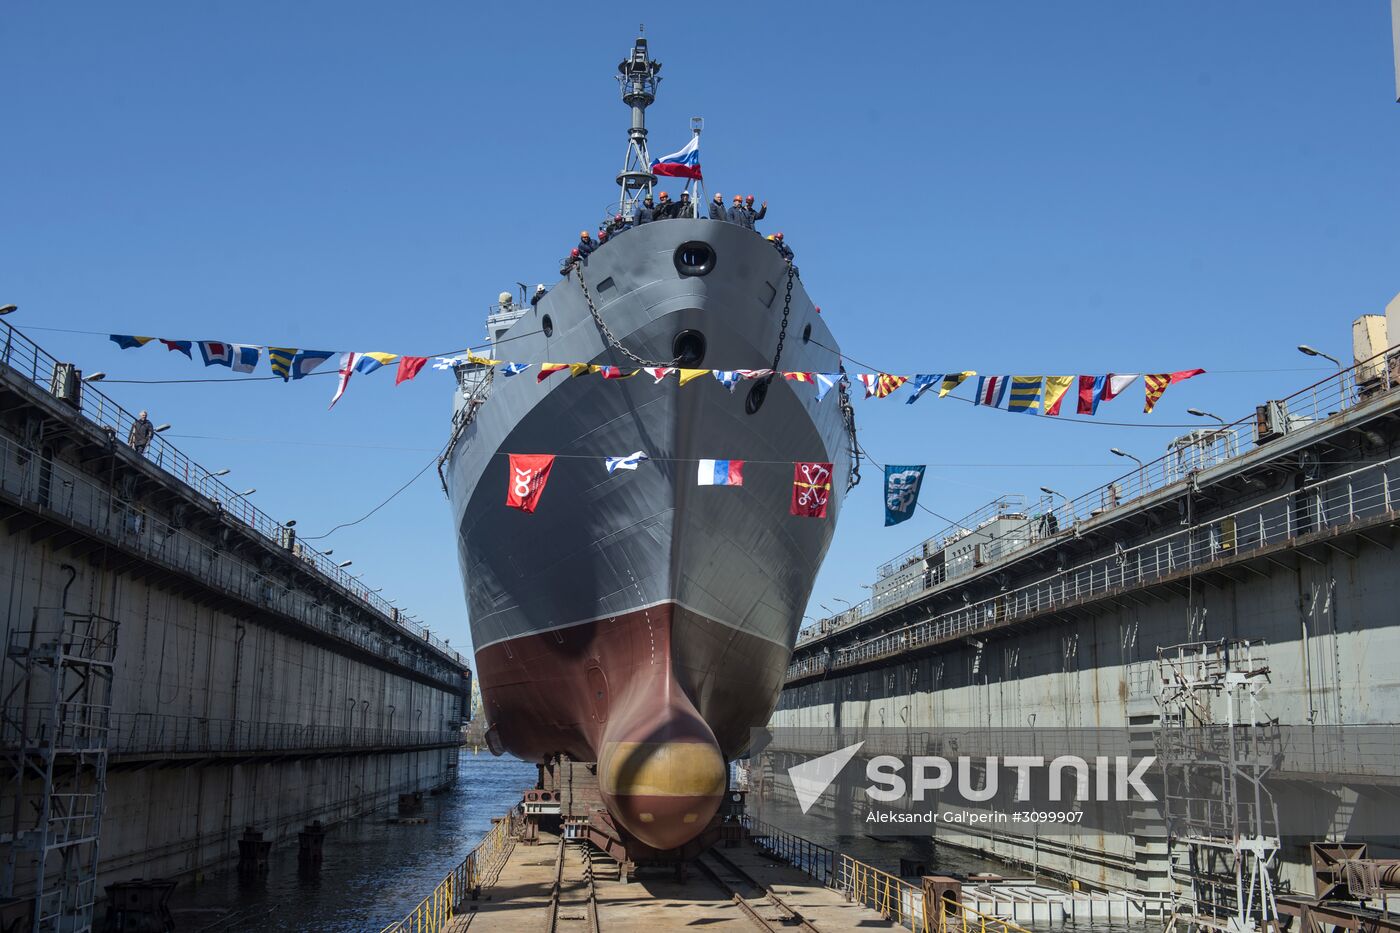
(445, 219), (849, 848)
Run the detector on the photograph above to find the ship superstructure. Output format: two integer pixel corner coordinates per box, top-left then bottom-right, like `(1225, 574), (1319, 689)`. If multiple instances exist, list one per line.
(442, 34), (853, 853)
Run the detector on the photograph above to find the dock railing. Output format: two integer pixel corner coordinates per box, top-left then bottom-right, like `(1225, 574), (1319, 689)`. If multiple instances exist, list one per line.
(744, 816), (836, 885)
(378, 808), (521, 933)
(835, 853), (1033, 933)
(106, 713), (459, 757)
(0, 430), (453, 685)
(790, 447), (1400, 681)
(0, 322), (462, 666)
(796, 346), (1396, 649)
(743, 817), (1030, 933)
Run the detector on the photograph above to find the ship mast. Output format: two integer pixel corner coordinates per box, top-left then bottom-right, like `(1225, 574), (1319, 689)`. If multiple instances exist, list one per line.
(616, 28), (661, 216)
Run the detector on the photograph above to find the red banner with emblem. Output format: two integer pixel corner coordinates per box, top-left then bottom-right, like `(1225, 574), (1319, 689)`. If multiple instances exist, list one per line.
(506, 454), (555, 513)
(791, 461), (834, 518)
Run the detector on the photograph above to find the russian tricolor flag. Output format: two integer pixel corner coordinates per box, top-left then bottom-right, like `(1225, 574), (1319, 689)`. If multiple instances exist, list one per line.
(650, 136), (702, 180)
(696, 459), (743, 486)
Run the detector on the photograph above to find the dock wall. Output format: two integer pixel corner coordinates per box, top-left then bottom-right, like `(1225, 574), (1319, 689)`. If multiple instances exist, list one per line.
(0, 328), (469, 922)
(772, 378), (1400, 895)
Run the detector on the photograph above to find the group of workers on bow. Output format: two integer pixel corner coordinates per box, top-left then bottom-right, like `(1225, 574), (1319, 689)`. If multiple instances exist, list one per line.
(564, 191), (790, 274)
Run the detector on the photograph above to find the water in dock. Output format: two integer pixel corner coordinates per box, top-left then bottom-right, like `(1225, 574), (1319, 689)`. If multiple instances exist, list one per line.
(163, 750), (535, 931)
(159, 751), (1150, 931)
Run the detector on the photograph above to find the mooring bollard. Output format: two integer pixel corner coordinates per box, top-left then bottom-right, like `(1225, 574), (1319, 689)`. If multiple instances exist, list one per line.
(237, 826), (271, 876)
(298, 820), (327, 873)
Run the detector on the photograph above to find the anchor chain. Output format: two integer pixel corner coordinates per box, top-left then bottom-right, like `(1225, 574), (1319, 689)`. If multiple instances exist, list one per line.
(838, 371), (862, 491)
(575, 263), (679, 368)
(769, 261), (796, 373)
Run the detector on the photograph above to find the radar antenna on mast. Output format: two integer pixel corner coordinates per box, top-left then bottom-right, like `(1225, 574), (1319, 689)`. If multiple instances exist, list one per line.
(616, 32), (661, 216)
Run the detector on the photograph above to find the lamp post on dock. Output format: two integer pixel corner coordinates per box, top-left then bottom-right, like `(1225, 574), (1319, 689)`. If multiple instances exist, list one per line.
(1299, 344), (1348, 405)
(1040, 486), (1070, 526)
(1297, 344), (1342, 370)
(1110, 448), (1144, 499)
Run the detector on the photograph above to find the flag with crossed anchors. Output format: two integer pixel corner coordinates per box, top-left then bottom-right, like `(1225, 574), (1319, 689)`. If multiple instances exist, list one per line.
(791, 461), (834, 518)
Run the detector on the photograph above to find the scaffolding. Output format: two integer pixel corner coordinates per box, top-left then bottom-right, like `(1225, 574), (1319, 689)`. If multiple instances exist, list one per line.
(1, 609), (119, 932)
(1155, 639), (1281, 933)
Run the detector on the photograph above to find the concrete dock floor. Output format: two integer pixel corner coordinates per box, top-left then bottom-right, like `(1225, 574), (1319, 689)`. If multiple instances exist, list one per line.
(450, 830), (901, 931)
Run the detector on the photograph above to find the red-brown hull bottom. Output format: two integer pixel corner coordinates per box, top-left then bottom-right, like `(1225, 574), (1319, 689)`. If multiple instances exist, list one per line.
(475, 602), (790, 849)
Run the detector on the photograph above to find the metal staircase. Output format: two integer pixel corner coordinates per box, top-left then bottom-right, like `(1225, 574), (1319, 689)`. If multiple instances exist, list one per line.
(1, 609), (118, 932)
(1155, 639), (1281, 932)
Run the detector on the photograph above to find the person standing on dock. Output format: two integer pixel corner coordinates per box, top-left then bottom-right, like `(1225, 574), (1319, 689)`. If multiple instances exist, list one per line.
(128, 411), (154, 457)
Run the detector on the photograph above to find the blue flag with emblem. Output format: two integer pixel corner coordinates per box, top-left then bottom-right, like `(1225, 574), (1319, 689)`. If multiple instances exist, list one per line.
(884, 464), (926, 527)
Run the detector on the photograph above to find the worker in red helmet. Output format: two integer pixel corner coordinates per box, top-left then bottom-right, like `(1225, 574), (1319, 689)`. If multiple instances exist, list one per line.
(561, 247), (582, 276)
(657, 190), (679, 220)
(770, 231), (793, 261)
(727, 194), (744, 224)
(742, 194), (768, 232)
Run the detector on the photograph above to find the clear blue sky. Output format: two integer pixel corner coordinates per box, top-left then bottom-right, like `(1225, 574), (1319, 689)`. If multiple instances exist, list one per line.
(3, 3), (1397, 658)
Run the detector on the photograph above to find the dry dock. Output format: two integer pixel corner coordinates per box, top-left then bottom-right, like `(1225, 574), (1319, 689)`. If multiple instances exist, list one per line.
(385, 812), (1033, 933)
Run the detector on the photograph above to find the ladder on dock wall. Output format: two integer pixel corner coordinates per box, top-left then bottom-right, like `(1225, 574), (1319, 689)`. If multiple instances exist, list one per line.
(1155, 639), (1281, 933)
(0, 609), (119, 933)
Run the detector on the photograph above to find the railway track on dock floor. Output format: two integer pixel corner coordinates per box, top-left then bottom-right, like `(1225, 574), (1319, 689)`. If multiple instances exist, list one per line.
(695, 847), (822, 932)
(544, 837), (601, 933)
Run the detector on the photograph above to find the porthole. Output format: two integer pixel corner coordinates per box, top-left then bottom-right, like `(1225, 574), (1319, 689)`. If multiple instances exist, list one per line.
(542, 315), (553, 338)
(672, 330), (706, 367)
(802, 323), (812, 344)
(674, 241), (716, 277)
(745, 377), (769, 415)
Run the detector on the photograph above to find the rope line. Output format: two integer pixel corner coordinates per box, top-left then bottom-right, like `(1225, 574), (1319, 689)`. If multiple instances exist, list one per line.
(301, 449), (445, 540)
